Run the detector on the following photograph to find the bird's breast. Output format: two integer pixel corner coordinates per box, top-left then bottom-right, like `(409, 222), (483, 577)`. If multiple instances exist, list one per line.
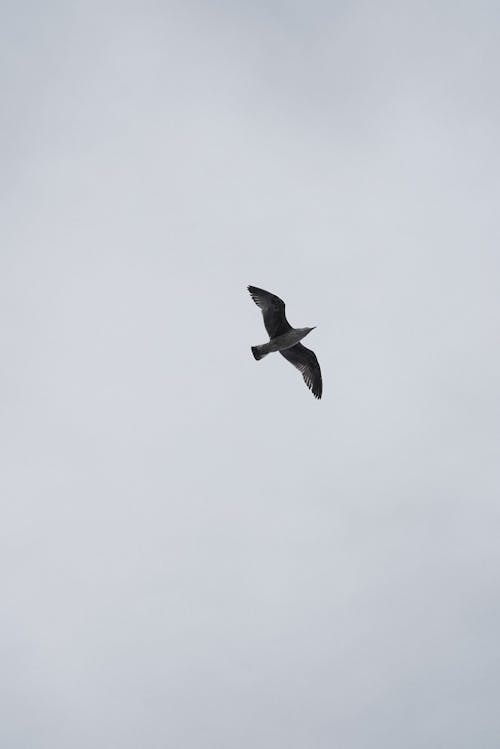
(268, 328), (312, 352)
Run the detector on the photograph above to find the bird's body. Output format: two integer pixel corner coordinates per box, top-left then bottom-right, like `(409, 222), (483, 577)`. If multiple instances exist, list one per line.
(251, 327), (314, 360)
(248, 285), (323, 399)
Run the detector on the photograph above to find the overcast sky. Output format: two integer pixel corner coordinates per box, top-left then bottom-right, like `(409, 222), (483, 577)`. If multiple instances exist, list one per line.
(1, 1), (500, 747)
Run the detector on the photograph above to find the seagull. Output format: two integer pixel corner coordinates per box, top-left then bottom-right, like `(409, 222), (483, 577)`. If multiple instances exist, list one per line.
(248, 285), (322, 399)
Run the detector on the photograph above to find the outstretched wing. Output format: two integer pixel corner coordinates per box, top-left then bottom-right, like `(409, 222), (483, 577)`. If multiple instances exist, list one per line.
(280, 343), (322, 399)
(248, 285), (291, 338)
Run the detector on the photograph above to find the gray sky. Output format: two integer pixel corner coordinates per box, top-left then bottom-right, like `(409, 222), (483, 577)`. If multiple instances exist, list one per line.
(1, 1), (500, 747)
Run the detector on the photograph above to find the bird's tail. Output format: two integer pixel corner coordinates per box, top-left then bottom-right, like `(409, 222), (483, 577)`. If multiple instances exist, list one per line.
(251, 345), (269, 361)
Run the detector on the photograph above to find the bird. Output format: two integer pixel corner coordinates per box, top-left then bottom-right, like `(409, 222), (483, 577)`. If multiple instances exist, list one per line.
(248, 285), (322, 399)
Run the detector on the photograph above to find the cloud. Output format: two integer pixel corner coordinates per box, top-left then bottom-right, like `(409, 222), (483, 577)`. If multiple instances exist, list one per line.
(1, 2), (499, 747)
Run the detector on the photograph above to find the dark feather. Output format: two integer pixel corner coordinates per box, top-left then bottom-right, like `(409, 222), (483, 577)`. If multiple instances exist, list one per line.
(280, 343), (323, 399)
(247, 285), (292, 339)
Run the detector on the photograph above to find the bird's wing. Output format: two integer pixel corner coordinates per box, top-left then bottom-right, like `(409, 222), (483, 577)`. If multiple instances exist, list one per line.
(280, 343), (322, 399)
(248, 285), (291, 338)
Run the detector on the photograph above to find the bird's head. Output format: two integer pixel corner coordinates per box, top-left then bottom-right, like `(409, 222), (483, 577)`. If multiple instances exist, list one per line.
(298, 326), (316, 338)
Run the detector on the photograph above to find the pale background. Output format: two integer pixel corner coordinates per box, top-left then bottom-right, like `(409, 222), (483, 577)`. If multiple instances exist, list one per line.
(1, 1), (499, 747)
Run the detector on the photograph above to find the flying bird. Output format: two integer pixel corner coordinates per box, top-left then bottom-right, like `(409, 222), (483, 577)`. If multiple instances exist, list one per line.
(248, 285), (322, 399)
